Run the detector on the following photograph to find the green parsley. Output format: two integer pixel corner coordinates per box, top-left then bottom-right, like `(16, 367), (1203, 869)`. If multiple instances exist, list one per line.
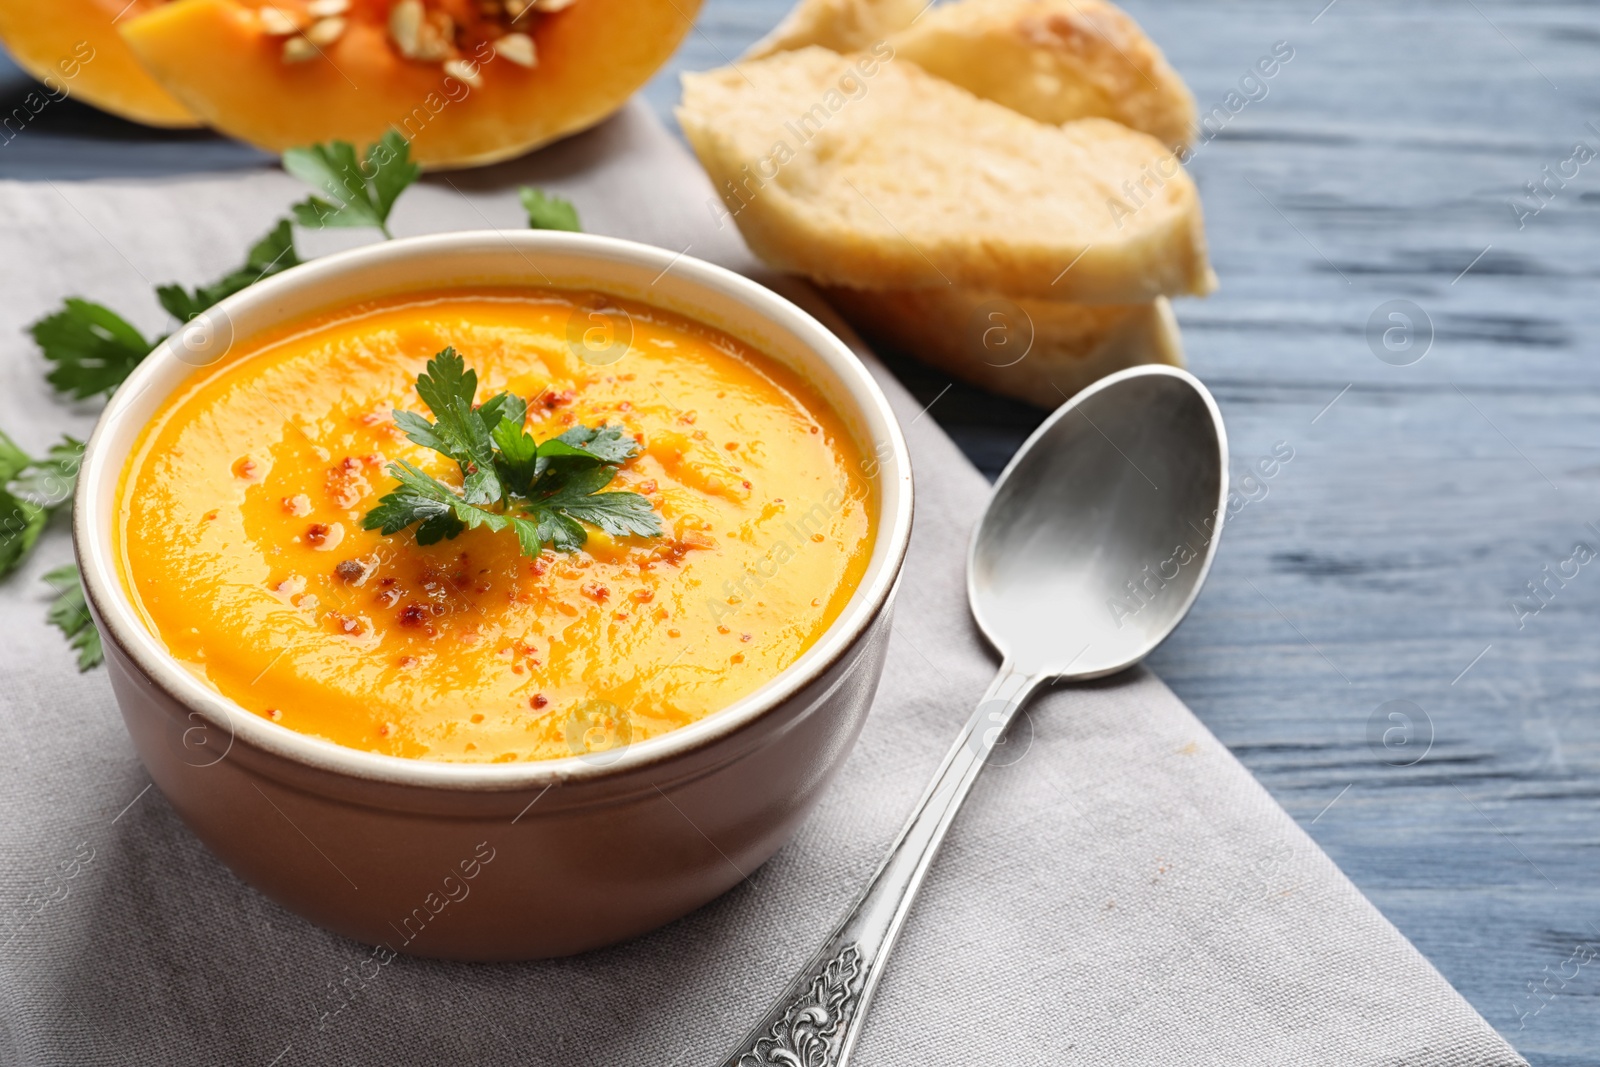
(0, 432), (49, 579)
(520, 187), (582, 232)
(0, 432), (83, 580)
(43, 565), (102, 671)
(157, 219), (302, 323)
(31, 299), (156, 401)
(363, 348), (661, 556)
(285, 130), (420, 239)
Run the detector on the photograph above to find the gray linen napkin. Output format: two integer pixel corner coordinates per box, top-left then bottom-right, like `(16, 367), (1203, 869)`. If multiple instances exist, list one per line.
(0, 102), (1523, 1066)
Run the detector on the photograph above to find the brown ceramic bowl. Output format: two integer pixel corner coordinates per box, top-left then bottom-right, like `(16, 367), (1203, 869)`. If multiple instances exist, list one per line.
(73, 231), (913, 961)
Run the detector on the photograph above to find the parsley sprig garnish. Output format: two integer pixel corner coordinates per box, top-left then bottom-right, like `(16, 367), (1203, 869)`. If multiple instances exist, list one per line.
(43, 564), (101, 671)
(364, 349), (661, 556)
(4, 123), (579, 669)
(284, 131), (420, 239)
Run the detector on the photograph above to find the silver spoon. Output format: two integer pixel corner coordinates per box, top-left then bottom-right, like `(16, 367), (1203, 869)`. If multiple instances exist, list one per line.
(719, 364), (1229, 1067)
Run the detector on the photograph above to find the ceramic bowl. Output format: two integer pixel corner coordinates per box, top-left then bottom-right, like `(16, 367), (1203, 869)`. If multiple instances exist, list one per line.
(73, 231), (913, 960)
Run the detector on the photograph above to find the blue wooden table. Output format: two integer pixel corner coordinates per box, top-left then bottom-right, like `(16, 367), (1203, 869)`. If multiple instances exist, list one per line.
(3, 2), (1596, 1062)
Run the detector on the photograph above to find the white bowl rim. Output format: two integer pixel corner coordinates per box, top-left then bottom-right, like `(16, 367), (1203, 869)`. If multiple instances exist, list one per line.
(74, 230), (914, 793)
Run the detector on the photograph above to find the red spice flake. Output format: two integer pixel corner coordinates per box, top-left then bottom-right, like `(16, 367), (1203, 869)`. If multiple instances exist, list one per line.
(334, 559), (366, 583)
(324, 461), (370, 509)
(631, 589), (654, 603)
(809, 426), (820, 434)
(305, 523), (331, 546)
(378, 723), (392, 737)
(281, 494), (312, 516)
(398, 603), (430, 627)
(265, 708), (282, 721)
(511, 664), (525, 675)
(530, 693), (549, 709)
(741, 633), (752, 643)
(618, 401), (632, 412)
(530, 556), (549, 577)
(543, 389), (575, 408)
(379, 576), (397, 588)
(560, 412), (576, 425)
(613, 612), (629, 621)
(397, 655), (418, 668)
(638, 480), (657, 495)
(742, 480), (752, 489)
(678, 412), (696, 425)
(581, 582), (610, 602)
(202, 509), (220, 523)
(376, 588), (400, 608)
(232, 456), (258, 479)
(329, 612), (364, 635)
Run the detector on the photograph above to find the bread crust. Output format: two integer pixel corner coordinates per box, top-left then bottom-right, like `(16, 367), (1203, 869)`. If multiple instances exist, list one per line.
(679, 47), (1215, 303)
(743, 0), (927, 59)
(887, 0), (1196, 151)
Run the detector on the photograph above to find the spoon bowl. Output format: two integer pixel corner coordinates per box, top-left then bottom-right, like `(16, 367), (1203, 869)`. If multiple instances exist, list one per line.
(971, 365), (1229, 679)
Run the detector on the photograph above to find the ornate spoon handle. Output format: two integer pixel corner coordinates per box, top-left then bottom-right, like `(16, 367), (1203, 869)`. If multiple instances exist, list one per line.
(720, 661), (1047, 1067)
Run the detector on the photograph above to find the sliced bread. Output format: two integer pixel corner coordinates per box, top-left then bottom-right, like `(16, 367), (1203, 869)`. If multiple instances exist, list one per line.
(678, 47), (1214, 303)
(743, 0), (927, 59)
(886, 0), (1196, 151)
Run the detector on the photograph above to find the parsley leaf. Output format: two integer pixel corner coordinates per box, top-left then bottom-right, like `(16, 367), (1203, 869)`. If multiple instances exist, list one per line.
(31, 299), (156, 400)
(9, 436), (84, 509)
(0, 432), (86, 579)
(520, 187), (582, 232)
(0, 488), (46, 579)
(363, 348), (661, 557)
(43, 564), (102, 671)
(156, 220), (301, 323)
(394, 348), (502, 505)
(532, 464), (660, 541)
(0, 432), (42, 573)
(0, 430), (32, 482)
(476, 391), (527, 435)
(285, 131), (419, 239)
(364, 460), (544, 557)
(552, 423), (641, 466)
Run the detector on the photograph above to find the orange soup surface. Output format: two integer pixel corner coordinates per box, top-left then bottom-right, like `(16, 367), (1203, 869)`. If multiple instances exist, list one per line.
(118, 289), (875, 762)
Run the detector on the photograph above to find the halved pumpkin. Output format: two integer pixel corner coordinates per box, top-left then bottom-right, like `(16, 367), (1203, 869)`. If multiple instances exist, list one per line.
(0, 0), (199, 127)
(119, 0), (701, 168)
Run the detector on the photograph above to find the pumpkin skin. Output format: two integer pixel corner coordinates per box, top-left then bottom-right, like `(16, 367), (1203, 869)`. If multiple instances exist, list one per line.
(119, 0), (702, 168)
(0, 0), (200, 127)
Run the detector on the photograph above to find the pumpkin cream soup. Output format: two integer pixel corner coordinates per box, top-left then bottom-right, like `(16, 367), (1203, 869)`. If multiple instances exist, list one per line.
(117, 289), (875, 762)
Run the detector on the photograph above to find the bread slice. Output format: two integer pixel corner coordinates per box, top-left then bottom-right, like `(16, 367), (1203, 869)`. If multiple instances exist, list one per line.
(885, 0), (1196, 151)
(824, 286), (1183, 405)
(743, 0), (926, 59)
(678, 47), (1213, 302)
